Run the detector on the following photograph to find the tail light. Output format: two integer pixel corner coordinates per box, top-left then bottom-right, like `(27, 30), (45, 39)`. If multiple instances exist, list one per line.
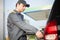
(44, 20), (58, 40)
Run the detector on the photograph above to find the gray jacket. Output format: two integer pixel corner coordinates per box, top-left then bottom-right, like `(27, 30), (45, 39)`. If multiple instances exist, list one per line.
(7, 10), (38, 40)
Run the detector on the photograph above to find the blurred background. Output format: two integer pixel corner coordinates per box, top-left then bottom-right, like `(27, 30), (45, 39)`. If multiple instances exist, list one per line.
(0, 0), (3, 40)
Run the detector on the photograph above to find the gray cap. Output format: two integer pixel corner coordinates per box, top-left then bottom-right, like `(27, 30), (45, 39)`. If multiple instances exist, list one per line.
(17, 0), (30, 7)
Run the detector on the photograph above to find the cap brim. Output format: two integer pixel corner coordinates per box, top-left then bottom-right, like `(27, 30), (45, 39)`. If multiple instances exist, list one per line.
(25, 4), (30, 7)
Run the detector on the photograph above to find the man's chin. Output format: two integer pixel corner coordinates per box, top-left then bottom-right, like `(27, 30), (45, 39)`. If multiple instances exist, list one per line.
(20, 10), (25, 12)
(22, 10), (25, 12)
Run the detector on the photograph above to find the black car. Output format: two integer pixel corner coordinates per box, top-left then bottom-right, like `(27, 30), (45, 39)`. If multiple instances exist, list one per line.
(44, 0), (60, 40)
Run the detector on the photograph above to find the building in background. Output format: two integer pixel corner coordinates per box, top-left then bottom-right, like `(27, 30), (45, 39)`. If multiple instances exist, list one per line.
(22, 9), (50, 30)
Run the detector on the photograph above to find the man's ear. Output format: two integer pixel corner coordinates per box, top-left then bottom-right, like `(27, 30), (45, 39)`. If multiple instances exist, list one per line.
(16, 3), (19, 6)
(16, 3), (20, 7)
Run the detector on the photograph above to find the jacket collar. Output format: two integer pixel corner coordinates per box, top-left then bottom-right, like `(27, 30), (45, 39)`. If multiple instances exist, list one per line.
(14, 10), (21, 15)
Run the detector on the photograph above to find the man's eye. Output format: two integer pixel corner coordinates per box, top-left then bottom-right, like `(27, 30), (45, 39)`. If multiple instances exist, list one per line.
(23, 6), (24, 7)
(23, 5), (26, 7)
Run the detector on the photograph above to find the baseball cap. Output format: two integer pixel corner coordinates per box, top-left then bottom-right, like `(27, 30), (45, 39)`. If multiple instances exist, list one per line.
(17, 0), (30, 7)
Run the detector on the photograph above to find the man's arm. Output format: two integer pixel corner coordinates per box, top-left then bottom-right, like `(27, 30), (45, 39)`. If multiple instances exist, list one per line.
(9, 13), (43, 38)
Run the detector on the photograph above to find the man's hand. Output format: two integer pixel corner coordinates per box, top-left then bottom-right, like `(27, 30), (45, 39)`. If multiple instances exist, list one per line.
(36, 31), (43, 38)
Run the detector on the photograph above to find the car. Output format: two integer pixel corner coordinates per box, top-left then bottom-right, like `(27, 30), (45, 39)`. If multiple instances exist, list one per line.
(44, 0), (60, 40)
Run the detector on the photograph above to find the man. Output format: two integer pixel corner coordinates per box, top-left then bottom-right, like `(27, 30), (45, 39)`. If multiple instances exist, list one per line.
(7, 0), (43, 40)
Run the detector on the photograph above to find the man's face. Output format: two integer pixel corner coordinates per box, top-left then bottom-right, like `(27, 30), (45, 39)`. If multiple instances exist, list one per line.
(17, 3), (26, 12)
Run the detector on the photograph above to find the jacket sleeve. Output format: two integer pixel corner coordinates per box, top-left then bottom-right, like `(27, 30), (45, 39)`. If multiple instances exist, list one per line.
(9, 13), (38, 34)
